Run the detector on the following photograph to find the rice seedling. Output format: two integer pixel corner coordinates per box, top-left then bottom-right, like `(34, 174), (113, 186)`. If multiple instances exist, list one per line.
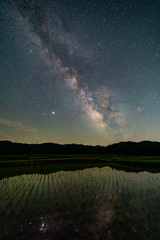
(0, 164), (160, 239)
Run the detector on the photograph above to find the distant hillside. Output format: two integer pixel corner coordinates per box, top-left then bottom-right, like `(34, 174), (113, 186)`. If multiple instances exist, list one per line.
(0, 141), (102, 155)
(0, 140), (160, 156)
(97, 141), (160, 156)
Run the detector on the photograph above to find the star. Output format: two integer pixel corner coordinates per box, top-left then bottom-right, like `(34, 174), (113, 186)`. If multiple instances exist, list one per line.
(1, 0), (159, 145)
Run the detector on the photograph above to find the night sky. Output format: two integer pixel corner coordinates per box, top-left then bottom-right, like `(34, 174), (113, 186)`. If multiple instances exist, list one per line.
(0, 0), (160, 146)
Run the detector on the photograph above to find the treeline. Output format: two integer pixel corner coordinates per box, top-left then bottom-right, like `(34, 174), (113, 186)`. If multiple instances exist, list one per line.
(100, 141), (160, 156)
(0, 140), (160, 156)
(0, 141), (101, 155)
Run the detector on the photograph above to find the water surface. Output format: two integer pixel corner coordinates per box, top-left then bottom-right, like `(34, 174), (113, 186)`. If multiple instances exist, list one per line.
(0, 166), (160, 239)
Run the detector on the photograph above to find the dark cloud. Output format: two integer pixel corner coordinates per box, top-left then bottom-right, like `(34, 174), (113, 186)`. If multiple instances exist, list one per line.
(19, 125), (38, 132)
(0, 118), (20, 127)
(0, 132), (11, 140)
(0, 118), (38, 132)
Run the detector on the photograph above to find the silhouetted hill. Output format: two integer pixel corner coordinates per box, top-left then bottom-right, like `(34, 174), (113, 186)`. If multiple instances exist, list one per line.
(0, 140), (160, 156)
(97, 141), (160, 156)
(0, 141), (100, 155)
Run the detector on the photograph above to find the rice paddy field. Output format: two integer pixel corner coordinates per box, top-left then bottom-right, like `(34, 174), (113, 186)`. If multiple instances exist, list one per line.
(0, 156), (160, 239)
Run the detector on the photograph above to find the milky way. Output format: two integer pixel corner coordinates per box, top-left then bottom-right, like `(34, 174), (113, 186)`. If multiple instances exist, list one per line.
(0, 0), (160, 145)
(17, 2), (125, 130)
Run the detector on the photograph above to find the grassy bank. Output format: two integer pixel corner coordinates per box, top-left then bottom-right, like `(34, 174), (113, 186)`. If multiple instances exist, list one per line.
(0, 154), (160, 173)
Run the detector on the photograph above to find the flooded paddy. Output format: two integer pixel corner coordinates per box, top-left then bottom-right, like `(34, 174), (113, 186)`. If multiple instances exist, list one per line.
(0, 165), (160, 239)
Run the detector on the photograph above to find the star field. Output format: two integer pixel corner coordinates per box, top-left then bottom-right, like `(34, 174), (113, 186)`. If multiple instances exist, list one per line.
(0, 0), (160, 145)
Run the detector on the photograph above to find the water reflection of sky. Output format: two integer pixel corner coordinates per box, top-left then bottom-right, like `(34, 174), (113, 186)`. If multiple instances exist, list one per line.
(1, 167), (160, 239)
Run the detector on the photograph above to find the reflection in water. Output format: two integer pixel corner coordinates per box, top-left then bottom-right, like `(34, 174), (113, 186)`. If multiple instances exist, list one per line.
(0, 167), (160, 239)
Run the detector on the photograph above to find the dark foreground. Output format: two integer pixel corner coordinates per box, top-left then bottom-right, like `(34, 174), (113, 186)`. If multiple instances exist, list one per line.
(1, 154), (160, 173)
(0, 156), (160, 239)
